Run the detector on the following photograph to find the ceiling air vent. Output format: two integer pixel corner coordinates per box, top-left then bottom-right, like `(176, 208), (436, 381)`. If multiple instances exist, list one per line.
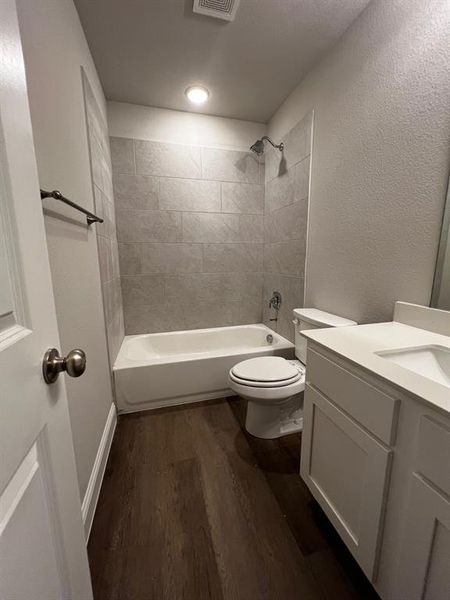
(192, 0), (241, 22)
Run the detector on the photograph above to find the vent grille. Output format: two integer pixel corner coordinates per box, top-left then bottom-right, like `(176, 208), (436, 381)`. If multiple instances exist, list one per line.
(193, 0), (241, 22)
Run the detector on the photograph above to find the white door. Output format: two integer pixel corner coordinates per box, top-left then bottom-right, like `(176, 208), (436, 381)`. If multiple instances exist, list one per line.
(0, 1), (93, 598)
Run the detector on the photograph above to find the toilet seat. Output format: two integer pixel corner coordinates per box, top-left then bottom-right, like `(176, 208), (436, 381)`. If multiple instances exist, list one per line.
(229, 356), (305, 394)
(228, 371), (305, 402)
(229, 370), (301, 388)
(231, 356), (302, 387)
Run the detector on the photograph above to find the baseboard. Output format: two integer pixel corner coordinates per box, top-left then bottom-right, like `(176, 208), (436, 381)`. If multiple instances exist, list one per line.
(82, 402), (117, 541)
(117, 389), (232, 414)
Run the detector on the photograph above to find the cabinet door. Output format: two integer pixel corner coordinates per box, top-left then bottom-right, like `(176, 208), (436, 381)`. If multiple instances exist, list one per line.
(300, 384), (392, 580)
(397, 474), (450, 600)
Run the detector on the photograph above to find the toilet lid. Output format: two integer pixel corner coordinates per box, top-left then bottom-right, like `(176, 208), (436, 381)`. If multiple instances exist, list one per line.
(231, 357), (300, 383)
(229, 370), (302, 388)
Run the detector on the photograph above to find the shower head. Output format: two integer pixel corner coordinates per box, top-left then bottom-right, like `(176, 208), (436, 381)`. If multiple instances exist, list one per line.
(250, 139), (265, 155)
(250, 136), (284, 155)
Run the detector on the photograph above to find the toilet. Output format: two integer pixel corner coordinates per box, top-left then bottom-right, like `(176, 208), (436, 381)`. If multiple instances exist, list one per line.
(228, 308), (357, 439)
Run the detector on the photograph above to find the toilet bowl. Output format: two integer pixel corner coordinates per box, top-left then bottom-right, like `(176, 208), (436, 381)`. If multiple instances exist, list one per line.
(228, 356), (305, 438)
(229, 308), (357, 439)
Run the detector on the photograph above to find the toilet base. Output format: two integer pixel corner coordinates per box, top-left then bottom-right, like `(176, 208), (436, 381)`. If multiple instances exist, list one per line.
(245, 394), (303, 439)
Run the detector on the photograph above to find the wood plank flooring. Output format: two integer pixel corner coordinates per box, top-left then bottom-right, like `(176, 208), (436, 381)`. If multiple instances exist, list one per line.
(88, 398), (380, 600)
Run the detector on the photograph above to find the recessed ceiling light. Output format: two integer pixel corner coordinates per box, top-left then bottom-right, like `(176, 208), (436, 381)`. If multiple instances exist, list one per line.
(185, 85), (209, 105)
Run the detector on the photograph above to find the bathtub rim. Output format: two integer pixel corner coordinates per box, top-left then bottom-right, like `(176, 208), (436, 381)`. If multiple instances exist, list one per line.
(114, 323), (294, 370)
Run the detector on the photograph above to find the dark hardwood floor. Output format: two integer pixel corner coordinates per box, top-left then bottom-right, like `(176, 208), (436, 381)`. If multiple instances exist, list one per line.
(88, 398), (380, 600)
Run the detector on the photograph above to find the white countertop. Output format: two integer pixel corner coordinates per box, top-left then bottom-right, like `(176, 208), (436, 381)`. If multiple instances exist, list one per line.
(302, 322), (450, 415)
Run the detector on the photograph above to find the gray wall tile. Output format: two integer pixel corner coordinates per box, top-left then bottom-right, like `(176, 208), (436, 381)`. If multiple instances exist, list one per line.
(121, 274), (165, 308)
(102, 280), (113, 324)
(123, 303), (185, 335)
(112, 242), (203, 277)
(203, 243), (263, 273)
(97, 235), (113, 283)
(111, 278), (123, 320)
(264, 240), (307, 277)
(123, 301), (241, 335)
(91, 137), (104, 189)
(178, 301), (241, 330)
(264, 115), (312, 183)
(264, 155), (310, 213)
(113, 173), (159, 210)
(182, 212), (263, 243)
(92, 184), (105, 221)
(293, 156), (310, 203)
(85, 78), (124, 368)
(116, 209), (182, 242)
(102, 198), (116, 240)
(110, 137), (135, 174)
(113, 137), (266, 334)
(202, 148), (260, 183)
(263, 113), (312, 342)
(239, 300), (263, 325)
(111, 241), (121, 280)
(237, 214), (265, 243)
(108, 310), (124, 365)
(263, 274), (304, 342)
(159, 178), (220, 212)
(258, 160), (265, 185)
(221, 182), (264, 214)
(264, 145), (284, 183)
(135, 140), (201, 178)
(141, 243), (203, 274)
(265, 170), (294, 213)
(118, 243), (142, 276)
(264, 200), (307, 243)
(165, 272), (262, 304)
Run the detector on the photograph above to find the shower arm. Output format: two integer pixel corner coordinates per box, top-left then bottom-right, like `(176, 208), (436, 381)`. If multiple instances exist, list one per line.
(261, 136), (284, 152)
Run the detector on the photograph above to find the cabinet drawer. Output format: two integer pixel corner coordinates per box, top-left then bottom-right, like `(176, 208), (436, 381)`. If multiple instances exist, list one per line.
(307, 348), (398, 445)
(416, 416), (450, 496)
(301, 384), (392, 581)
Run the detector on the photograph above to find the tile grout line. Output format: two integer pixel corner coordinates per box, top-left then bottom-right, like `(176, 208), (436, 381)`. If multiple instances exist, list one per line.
(132, 138), (137, 175)
(114, 172), (262, 185)
(116, 207), (264, 216)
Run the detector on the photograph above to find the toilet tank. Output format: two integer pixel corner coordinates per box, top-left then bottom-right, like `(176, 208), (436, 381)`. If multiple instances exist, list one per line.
(293, 308), (357, 363)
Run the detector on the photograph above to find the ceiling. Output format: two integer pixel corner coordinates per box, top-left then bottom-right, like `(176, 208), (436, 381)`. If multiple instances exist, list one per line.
(74, 0), (371, 123)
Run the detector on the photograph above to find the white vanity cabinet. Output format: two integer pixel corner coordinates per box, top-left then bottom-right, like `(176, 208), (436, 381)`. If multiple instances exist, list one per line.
(300, 341), (450, 600)
(396, 417), (450, 600)
(300, 349), (398, 580)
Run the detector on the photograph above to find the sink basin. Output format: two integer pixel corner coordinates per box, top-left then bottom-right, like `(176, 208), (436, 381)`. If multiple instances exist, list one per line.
(375, 345), (450, 388)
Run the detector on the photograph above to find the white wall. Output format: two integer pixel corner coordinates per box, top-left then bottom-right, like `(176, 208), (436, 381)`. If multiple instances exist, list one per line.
(17, 0), (115, 503)
(108, 101), (266, 150)
(268, 0), (450, 324)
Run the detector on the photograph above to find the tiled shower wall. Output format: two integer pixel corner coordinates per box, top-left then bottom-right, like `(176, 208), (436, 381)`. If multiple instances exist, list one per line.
(83, 71), (124, 364)
(263, 113), (312, 341)
(110, 138), (265, 334)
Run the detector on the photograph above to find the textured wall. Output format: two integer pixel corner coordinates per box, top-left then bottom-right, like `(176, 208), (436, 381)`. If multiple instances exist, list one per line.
(263, 114), (312, 341)
(268, 0), (450, 325)
(17, 0), (115, 502)
(83, 71), (124, 366)
(111, 137), (265, 333)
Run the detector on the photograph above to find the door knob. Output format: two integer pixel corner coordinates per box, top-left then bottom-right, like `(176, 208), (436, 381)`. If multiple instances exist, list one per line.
(42, 348), (87, 384)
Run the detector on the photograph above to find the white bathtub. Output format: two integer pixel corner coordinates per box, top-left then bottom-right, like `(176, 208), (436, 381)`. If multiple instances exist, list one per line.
(113, 324), (294, 412)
